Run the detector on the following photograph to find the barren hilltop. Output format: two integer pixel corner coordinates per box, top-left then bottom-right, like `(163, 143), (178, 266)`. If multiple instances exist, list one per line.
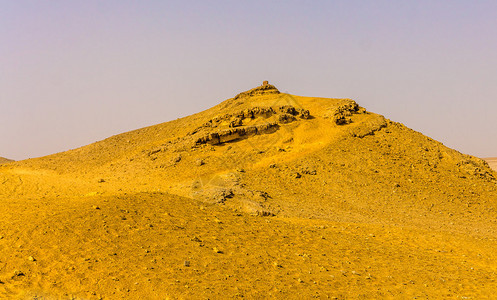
(1, 82), (497, 299)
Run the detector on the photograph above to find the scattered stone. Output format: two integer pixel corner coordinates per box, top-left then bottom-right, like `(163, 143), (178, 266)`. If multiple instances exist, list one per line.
(93, 205), (100, 210)
(294, 172), (302, 179)
(184, 261), (190, 267)
(190, 236), (202, 243)
(11, 270), (25, 279)
(213, 247), (223, 253)
(147, 149), (161, 156)
(301, 167), (317, 175)
(229, 118), (243, 128)
(212, 189), (235, 203)
(98, 179), (105, 183)
(28, 256), (36, 262)
(278, 113), (297, 124)
(196, 159), (205, 166)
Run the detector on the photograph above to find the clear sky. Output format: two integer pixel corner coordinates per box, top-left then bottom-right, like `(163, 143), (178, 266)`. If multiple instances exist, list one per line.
(1, 1), (496, 160)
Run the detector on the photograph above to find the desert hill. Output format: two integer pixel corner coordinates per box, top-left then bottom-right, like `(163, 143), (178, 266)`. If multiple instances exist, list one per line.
(1, 82), (495, 229)
(0, 157), (13, 164)
(1, 82), (497, 298)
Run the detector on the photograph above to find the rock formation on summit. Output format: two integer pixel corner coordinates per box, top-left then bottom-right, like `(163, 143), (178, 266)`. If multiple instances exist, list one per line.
(233, 81), (280, 100)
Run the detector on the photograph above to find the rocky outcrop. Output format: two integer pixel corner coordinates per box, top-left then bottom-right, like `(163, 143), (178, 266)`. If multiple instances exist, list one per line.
(277, 105), (311, 119)
(324, 100), (364, 125)
(457, 156), (497, 182)
(192, 105), (311, 146)
(195, 122), (279, 145)
(189, 107), (276, 136)
(347, 115), (388, 138)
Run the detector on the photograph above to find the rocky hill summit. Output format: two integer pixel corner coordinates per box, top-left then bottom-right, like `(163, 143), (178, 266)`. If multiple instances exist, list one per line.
(233, 80), (280, 100)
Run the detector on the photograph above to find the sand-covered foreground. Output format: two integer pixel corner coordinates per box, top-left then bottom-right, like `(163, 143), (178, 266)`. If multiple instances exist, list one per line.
(1, 193), (497, 299)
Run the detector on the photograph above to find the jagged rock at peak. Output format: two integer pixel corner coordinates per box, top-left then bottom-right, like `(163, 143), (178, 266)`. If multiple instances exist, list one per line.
(233, 81), (280, 100)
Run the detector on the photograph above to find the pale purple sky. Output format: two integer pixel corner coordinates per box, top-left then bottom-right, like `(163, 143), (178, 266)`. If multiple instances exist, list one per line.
(1, 1), (496, 160)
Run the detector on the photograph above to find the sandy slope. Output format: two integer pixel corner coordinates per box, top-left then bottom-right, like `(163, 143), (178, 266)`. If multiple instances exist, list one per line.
(484, 157), (497, 171)
(1, 83), (497, 298)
